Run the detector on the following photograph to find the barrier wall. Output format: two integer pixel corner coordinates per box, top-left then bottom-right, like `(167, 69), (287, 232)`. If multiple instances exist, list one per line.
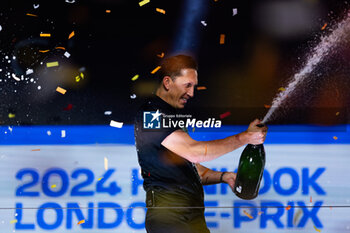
(0, 125), (349, 232)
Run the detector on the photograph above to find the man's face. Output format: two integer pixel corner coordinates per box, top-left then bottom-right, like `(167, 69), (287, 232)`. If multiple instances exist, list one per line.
(167, 68), (198, 109)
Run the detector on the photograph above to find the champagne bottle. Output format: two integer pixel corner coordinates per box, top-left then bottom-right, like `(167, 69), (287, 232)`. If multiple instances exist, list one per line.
(233, 141), (266, 200)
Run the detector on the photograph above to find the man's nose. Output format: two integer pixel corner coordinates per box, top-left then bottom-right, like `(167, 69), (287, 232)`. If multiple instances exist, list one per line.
(187, 87), (194, 97)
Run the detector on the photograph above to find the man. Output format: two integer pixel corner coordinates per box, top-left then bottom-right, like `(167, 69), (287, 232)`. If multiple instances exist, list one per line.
(134, 54), (267, 233)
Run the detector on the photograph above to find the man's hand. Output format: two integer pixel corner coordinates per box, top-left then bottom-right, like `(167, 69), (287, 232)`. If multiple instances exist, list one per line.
(222, 172), (237, 191)
(239, 119), (268, 145)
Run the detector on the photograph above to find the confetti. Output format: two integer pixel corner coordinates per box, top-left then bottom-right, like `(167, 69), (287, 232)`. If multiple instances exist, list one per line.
(336, 112), (340, 116)
(192, 127), (195, 132)
(314, 225), (321, 232)
(8, 113), (15, 118)
(139, 0), (150, 7)
(243, 210), (253, 219)
(220, 111), (231, 119)
(286, 205), (291, 210)
(12, 73), (21, 81)
(310, 196), (312, 203)
(64, 51), (71, 58)
(10, 219), (17, 224)
(98, 177), (103, 181)
(77, 219), (85, 225)
(333, 136), (338, 140)
(47, 130), (52, 136)
(39, 50), (50, 53)
(68, 31), (75, 39)
(104, 157), (108, 170)
(51, 184), (57, 188)
(151, 66), (161, 74)
(201, 21), (207, 26)
(56, 86), (67, 95)
(131, 74), (139, 81)
(66, 0), (76, 3)
(63, 104), (73, 111)
(258, 211), (263, 215)
(0, 25), (2, 31)
(55, 47), (66, 50)
(26, 13), (38, 17)
(110, 120), (123, 128)
(156, 8), (166, 14)
(264, 104), (271, 109)
(232, 8), (238, 16)
(196, 86), (207, 90)
(26, 69), (34, 75)
(104, 111), (112, 115)
(220, 34), (225, 44)
(157, 52), (165, 58)
(278, 87), (286, 92)
(46, 61), (59, 67)
(106, 10), (111, 13)
(40, 33), (51, 37)
(33, 4), (40, 9)
(61, 130), (66, 138)
(321, 23), (327, 30)
(31, 149), (40, 151)
(130, 94), (137, 99)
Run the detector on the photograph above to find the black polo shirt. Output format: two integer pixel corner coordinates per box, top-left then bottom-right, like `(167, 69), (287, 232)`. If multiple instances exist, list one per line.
(134, 95), (204, 205)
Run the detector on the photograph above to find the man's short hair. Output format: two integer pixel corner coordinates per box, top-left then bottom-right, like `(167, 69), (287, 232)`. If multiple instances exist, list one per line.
(157, 54), (198, 83)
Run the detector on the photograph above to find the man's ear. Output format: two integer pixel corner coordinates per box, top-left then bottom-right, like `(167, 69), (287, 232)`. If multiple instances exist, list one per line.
(162, 76), (172, 91)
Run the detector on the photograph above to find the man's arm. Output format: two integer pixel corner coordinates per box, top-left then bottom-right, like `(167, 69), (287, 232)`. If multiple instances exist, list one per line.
(196, 164), (236, 190)
(161, 119), (267, 163)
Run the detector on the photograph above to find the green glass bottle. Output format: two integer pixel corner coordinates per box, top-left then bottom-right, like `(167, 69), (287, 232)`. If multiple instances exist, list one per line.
(233, 143), (266, 200)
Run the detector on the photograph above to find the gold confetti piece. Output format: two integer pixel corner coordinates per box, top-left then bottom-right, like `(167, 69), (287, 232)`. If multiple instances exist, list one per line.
(157, 52), (165, 58)
(68, 31), (75, 39)
(243, 210), (253, 219)
(40, 33), (51, 37)
(151, 66), (161, 74)
(26, 13), (38, 17)
(139, 0), (150, 7)
(258, 211), (263, 215)
(55, 47), (66, 50)
(106, 10), (111, 13)
(10, 219), (18, 224)
(278, 87), (286, 92)
(156, 8), (166, 14)
(131, 74), (139, 81)
(286, 205), (291, 210)
(192, 127), (195, 132)
(110, 120), (123, 128)
(314, 225), (321, 232)
(333, 136), (338, 140)
(77, 219), (85, 225)
(264, 104), (271, 109)
(80, 73), (84, 79)
(196, 86), (207, 90)
(220, 34), (225, 44)
(31, 149), (40, 151)
(310, 196), (312, 203)
(51, 184), (56, 188)
(46, 61), (59, 67)
(336, 112), (340, 116)
(39, 50), (50, 53)
(321, 23), (327, 30)
(98, 177), (103, 181)
(8, 113), (15, 118)
(104, 157), (108, 171)
(75, 75), (81, 82)
(56, 86), (67, 95)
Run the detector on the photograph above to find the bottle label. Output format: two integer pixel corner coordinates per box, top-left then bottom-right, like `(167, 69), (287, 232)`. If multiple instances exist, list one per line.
(236, 186), (242, 193)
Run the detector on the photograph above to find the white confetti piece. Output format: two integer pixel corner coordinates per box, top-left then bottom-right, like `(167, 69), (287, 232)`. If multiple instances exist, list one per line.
(61, 130), (66, 138)
(33, 4), (40, 9)
(104, 157), (108, 170)
(37, 86), (41, 90)
(232, 8), (238, 16)
(65, 0), (75, 3)
(8, 126), (13, 132)
(130, 94), (137, 99)
(201, 21), (207, 26)
(110, 120), (123, 128)
(26, 69), (34, 75)
(12, 73), (20, 81)
(104, 111), (112, 115)
(0, 25), (2, 31)
(47, 130), (51, 136)
(64, 51), (71, 58)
